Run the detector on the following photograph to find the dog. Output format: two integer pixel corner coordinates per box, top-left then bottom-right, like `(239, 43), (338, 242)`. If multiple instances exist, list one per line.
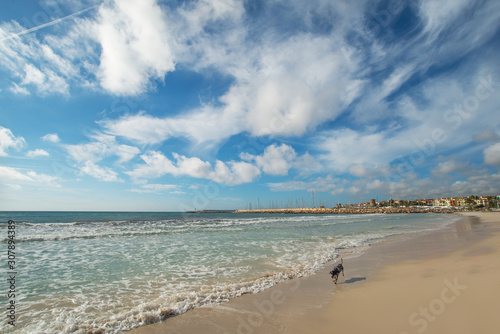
(329, 258), (344, 284)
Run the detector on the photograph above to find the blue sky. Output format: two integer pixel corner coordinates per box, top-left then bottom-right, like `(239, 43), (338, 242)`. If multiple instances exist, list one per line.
(1, 0), (499, 211)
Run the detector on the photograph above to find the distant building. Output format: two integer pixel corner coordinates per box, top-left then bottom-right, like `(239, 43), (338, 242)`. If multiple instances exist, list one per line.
(476, 196), (488, 206)
(370, 199), (376, 206)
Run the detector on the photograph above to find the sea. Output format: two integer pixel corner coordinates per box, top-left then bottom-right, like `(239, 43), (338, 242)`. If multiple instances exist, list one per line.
(0, 211), (462, 333)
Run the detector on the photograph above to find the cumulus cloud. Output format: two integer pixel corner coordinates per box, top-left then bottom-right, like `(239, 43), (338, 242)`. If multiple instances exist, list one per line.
(432, 160), (468, 175)
(450, 173), (500, 195)
(229, 35), (361, 138)
(95, 0), (175, 95)
(100, 113), (170, 145)
(347, 163), (379, 178)
(473, 128), (500, 143)
(42, 133), (61, 143)
(0, 126), (26, 156)
(242, 143), (297, 176)
(126, 150), (261, 186)
(484, 143), (500, 165)
(26, 149), (50, 158)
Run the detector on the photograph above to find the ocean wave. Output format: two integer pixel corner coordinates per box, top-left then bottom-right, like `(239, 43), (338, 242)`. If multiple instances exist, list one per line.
(6, 215), (369, 243)
(13, 228), (401, 333)
(17, 256), (341, 334)
(4, 228), (190, 243)
(3, 213), (460, 334)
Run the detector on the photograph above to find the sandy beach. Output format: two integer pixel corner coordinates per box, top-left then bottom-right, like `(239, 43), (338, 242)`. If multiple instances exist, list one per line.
(128, 212), (500, 334)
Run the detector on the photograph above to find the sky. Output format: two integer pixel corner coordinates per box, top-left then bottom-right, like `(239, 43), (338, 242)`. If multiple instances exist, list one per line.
(0, 0), (499, 211)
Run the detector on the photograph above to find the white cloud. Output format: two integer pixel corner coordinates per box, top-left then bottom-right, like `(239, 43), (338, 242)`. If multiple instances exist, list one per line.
(65, 140), (108, 163)
(126, 150), (261, 186)
(19, 63), (69, 95)
(420, 0), (471, 32)
(129, 183), (179, 194)
(220, 34), (362, 138)
(0, 126), (26, 156)
(41, 44), (78, 78)
(170, 190), (186, 195)
(64, 132), (139, 182)
(347, 163), (380, 178)
(316, 128), (404, 172)
(26, 170), (59, 185)
(142, 184), (178, 191)
(26, 149), (50, 158)
(432, 160), (467, 175)
(0, 166), (59, 187)
(95, 0), (175, 95)
(10, 82), (30, 95)
(484, 143), (500, 165)
(100, 112), (171, 145)
(212, 160), (261, 185)
(42, 133), (61, 143)
(242, 144), (297, 176)
(450, 173), (500, 196)
(126, 151), (174, 179)
(0, 0), (245, 97)
(316, 65), (500, 175)
(101, 106), (244, 148)
(80, 161), (122, 182)
(64, 133), (139, 164)
(0, 166), (32, 182)
(22, 63), (46, 86)
(179, 0), (244, 32)
(102, 28), (363, 147)
(0, 9), (95, 96)
(473, 128), (500, 143)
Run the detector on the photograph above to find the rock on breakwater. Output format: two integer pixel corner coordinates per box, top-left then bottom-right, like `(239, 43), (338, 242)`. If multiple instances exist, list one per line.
(233, 207), (462, 214)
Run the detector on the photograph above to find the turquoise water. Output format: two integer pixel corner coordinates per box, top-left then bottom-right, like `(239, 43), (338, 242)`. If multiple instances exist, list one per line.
(0, 211), (460, 333)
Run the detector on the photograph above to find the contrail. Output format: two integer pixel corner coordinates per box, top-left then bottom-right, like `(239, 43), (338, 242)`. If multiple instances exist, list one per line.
(0, 5), (99, 42)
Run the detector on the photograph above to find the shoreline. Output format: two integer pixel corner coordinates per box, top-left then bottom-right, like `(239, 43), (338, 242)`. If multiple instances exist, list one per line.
(128, 212), (500, 334)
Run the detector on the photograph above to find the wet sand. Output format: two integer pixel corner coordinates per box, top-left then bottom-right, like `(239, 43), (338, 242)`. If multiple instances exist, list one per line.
(128, 212), (500, 334)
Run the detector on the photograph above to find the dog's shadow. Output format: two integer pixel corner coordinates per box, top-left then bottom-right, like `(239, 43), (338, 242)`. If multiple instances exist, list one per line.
(342, 276), (366, 284)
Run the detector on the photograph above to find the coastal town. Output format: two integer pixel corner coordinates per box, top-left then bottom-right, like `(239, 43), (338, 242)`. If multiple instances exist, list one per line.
(351, 195), (500, 209)
(231, 195), (500, 214)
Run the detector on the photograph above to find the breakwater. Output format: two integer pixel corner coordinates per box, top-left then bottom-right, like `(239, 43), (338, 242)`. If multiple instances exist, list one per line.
(234, 207), (463, 214)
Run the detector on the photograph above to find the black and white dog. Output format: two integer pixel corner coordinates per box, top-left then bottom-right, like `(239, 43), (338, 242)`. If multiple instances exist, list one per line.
(329, 258), (344, 284)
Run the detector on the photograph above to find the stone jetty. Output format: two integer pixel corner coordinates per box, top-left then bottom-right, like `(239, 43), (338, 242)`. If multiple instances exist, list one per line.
(233, 207), (462, 214)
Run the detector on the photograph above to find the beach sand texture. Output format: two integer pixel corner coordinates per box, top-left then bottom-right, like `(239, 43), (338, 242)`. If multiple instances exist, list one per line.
(128, 212), (500, 334)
